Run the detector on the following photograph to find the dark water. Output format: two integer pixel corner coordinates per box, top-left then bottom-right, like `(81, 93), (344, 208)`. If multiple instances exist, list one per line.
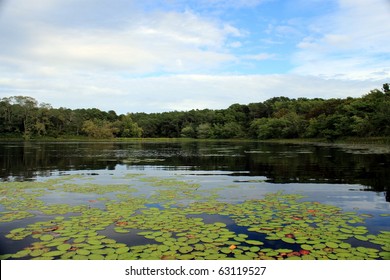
(1, 140), (390, 192)
(0, 140), (389, 258)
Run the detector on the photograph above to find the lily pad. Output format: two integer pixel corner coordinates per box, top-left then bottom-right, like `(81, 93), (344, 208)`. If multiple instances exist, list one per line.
(57, 244), (72, 251)
(249, 246), (261, 252)
(116, 247), (130, 255)
(325, 242), (339, 249)
(76, 249), (91, 256)
(40, 235), (54, 242)
(354, 235), (369, 241)
(42, 251), (64, 257)
(246, 240), (264, 246)
(214, 222), (227, 228)
(282, 237), (295, 244)
(179, 246), (193, 254)
(73, 255), (89, 260)
(301, 244), (313, 251)
(89, 254), (105, 260)
(30, 249), (45, 257)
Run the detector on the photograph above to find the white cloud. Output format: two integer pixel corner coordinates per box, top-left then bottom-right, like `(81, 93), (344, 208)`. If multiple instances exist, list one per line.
(24, 24), (234, 74)
(0, 0), (387, 115)
(292, 0), (390, 80)
(0, 3), (242, 75)
(1, 72), (383, 113)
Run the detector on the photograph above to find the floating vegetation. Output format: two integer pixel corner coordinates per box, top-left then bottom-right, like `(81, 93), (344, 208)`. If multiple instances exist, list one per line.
(122, 158), (166, 164)
(0, 175), (389, 260)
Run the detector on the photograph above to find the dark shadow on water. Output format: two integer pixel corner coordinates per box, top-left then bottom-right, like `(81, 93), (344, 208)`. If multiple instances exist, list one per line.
(1, 141), (389, 192)
(188, 213), (302, 251)
(0, 213), (80, 255)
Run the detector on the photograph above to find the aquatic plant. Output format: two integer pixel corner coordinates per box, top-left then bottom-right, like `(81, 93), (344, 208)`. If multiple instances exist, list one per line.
(0, 175), (389, 260)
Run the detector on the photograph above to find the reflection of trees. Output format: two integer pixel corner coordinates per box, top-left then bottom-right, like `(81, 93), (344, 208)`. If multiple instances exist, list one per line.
(246, 144), (390, 192)
(149, 141), (390, 192)
(0, 141), (389, 193)
(0, 142), (118, 181)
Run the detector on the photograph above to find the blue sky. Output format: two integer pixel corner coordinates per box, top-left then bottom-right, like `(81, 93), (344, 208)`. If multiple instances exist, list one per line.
(0, 0), (389, 113)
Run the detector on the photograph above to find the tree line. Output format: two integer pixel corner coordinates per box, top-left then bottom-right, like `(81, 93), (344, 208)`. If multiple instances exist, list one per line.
(1, 84), (389, 140)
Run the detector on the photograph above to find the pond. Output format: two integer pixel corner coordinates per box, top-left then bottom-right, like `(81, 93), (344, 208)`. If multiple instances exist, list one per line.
(0, 140), (389, 260)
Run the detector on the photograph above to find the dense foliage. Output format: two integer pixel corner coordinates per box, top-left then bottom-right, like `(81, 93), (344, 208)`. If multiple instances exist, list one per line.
(1, 84), (389, 140)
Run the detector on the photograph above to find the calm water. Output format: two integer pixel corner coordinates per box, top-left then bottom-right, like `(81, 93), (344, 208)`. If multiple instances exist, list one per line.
(0, 140), (389, 258)
(1, 140), (390, 189)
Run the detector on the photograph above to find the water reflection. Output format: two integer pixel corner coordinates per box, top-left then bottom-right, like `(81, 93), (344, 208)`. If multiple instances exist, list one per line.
(0, 141), (389, 193)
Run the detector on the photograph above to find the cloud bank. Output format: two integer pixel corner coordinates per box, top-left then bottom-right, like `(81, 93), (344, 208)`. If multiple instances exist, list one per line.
(0, 0), (389, 113)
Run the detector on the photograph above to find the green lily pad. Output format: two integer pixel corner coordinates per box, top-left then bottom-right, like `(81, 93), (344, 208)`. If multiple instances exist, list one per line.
(277, 249), (293, 253)
(282, 237), (295, 244)
(57, 244), (72, 251)
(249, 246), (261, 252)
(286, 256), (301, 260)
(89, 254), (105, 260)
(340, 228), (353, 234)
(177, 254), (194, 260)
(10, 228), (26, 234)
(354, 235), (369, 241)
(42, 251), (64, 257)
(105, 254), (118, 260)
(325, 242), (339, 249)
(116, 247), (130, 255)
(155, 237), (166, 243)
(179, 246), (193, 254)
(60, 252), (76, 260)
(339, 243), (351, 249)
(234, 237), (246, 242)
(214, 222), (227, 228)
(73, 237), (85, 243)
(2, 179), (389, 261)
(356, 247), (370, 253)
(312, 243), (326, 250)
(379, 252), (390, 259)
(40, 235), (54, 241)
(201, 237), (213, 243)
(13, 250), (31, 258)
(246, 240), (264, 245)
(76, 249), (91, 256)
(301, 244), (313, 251)
(87, 239), (102, 245)
(30, 249), (45, 257)
(245, 252), (258, 258)
(73, 255), (89, 260)
(157, 245), (170, 252)
(220, 248), (232, 255)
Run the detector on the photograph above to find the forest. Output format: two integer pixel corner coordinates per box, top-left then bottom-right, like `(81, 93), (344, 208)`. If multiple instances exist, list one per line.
(0, 84), (389, 141)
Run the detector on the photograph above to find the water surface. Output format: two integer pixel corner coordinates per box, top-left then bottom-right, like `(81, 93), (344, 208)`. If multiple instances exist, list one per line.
(0, 140), (389, 260)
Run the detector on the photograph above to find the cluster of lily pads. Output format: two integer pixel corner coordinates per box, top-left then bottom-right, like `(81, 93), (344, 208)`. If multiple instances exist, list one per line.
(0, 174), (389, 260)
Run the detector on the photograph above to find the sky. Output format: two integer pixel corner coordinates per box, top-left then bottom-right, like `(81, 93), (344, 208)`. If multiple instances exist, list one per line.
(0, 0), (389, 114)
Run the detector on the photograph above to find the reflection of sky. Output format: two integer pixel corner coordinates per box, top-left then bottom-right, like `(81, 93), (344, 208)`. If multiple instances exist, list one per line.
(32, 163), (390, 239)
(43, 166), (390, 214)
(219, 181), (389, 212)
